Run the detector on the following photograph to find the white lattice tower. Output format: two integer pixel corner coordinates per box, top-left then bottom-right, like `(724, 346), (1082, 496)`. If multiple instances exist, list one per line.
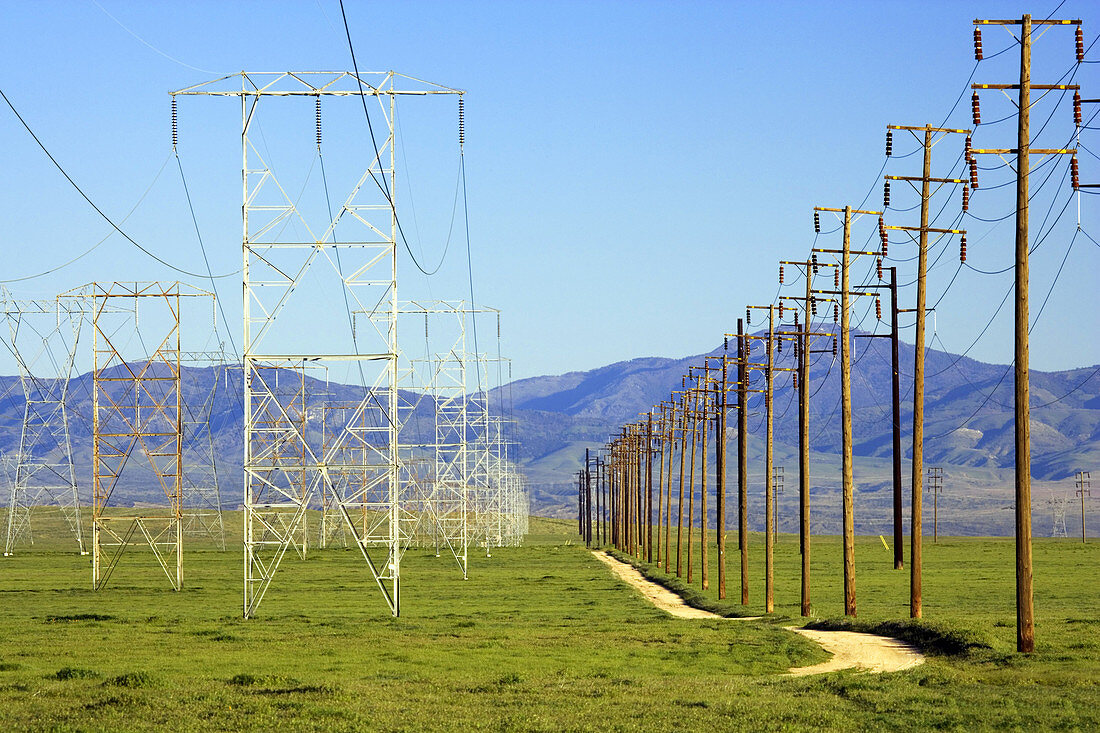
(1049, 492), (1069, 538)
(175, 72), (463, 618)
(1, 294), (86, 556)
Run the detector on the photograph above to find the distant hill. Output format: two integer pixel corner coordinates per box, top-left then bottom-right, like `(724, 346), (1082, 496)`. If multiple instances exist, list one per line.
(495, 330), (1100, 536)
(0, 333), (1096, 537)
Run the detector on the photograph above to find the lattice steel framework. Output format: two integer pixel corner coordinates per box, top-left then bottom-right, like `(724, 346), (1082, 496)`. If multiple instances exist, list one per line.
(62, 282), (212, 591)
(392, 301), (499, 577)
(174, 72), (463, 618)
(181, 351), (231, 550)
(1, 294), (85, 556)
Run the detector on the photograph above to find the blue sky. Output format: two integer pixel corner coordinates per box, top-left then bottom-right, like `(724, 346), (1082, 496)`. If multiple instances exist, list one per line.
(0, 0), (1097, 380)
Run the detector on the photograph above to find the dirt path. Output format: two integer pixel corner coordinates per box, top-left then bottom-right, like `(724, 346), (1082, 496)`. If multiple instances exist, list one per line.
(785, 627), (925, 676)
(592, 551), (759, 620)
(593, 551), (926, 675)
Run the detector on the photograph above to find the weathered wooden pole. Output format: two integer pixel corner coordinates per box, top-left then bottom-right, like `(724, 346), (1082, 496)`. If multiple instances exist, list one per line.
(676, 389), (688, 577)
(716, 353), (728, 599)
(1013, 13), (1035, 655)
(687, 383), (699, 584)
(664, 401), (676, 571)
(737, 318), (749, 605)
(841, 205), (856, 617)
(646, 412), (654, 563)
(888, 266), (903, 570)
(700, 367), (710, 591)
(656, 407), (666, 566)
(765, 306), (775, 613)
(799, 269), (812, 616)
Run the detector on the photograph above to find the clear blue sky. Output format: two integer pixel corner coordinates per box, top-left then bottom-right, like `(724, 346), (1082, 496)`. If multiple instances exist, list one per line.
(1, 0), (1096, 380)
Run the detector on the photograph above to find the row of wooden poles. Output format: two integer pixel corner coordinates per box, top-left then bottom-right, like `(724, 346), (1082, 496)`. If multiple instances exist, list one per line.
(577, 315), (812, 615)
(576, 14), (1080, 655)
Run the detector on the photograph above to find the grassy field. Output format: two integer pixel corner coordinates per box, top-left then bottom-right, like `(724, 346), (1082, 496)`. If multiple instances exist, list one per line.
(0, 511), (1097, 731)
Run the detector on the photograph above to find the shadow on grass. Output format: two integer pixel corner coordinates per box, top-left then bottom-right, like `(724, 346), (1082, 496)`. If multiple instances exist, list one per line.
(802, 617), (994, 658)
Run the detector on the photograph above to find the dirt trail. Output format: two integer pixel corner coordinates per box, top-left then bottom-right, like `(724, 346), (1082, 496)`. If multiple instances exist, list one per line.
(593, 551), (926, 675)
(592, 551), (759, 620)
(785, 627), (925, 676)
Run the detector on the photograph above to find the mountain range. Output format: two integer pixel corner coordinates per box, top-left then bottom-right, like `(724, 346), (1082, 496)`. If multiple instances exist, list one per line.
(1, 331), (1097, 538)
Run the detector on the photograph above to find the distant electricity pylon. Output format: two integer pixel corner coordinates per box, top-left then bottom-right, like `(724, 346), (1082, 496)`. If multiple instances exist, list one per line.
(1, 293), (86, 556)
(1049, 492), (1069, 538)
(181, 350), (230, 550)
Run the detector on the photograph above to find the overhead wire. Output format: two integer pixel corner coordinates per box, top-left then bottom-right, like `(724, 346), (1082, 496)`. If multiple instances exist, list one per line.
(0, 88), (239, 281)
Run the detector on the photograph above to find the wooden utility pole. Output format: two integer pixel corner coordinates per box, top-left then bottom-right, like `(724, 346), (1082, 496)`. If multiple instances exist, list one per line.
(686, 383), (699, 583)
(1076, 472), (1091, 543)
(765, 307), (774, 613)
(928, 466), (943, 543)
(656, 406), (666, 566)
(664, 402), (676, 570)
(595, 455), (602, 546)
(700, 368), (710, 591)
(839, 207), (855, 617)
(814, 204), (883, 617)
(585, 449), (592, 547)
(889, 268), (902, 569)
(1013, 13), (1034, 654)
(972, 14), (1080, 652)
(737, 319), (749, 605)
(676, 388), (688, 577)
(716, 353), (728, 599)
(745, 306), (797, 614)
(800, 272), (811, 616)
(884, 122), (969, 614)
(646, 412), (654, 563)
(779, 259), (835, 617)
(854, 266), (903, 568)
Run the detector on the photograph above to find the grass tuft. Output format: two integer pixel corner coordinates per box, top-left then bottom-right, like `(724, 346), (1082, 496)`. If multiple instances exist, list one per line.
(45, 613), (115, 623)
(53, 667), (98, 680)
(107, 671), (155, 688)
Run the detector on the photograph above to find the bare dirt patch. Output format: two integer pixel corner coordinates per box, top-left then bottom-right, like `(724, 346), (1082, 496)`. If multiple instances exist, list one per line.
(785, 626), (925, 676)
(592, 550), (926, 675)
(592, 551), (759, 620)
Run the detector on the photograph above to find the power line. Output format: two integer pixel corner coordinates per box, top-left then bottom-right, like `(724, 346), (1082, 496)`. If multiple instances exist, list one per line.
(337, 0), (451, 278)
(0, 88), (239, 281)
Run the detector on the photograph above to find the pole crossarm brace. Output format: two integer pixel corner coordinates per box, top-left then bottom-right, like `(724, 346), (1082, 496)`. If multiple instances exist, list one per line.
(971, 148), (1076, 155)
(884, 225), (966, 234)
(810, 289), (878, 297)
(971, 84), (1079, 91)
(814, 207), (883, 216)
(888, 124), (971, 134)
(812, 248), (882, 256)
(975, 18), (1080, 25)
(886, 175), (967, 184)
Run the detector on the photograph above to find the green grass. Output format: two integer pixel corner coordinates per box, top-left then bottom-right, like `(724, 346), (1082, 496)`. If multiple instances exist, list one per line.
(0, 510), (1098, 730)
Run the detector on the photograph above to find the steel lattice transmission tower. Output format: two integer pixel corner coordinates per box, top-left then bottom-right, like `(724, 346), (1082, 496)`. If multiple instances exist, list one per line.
(181, 351), (231, 550)
(174, 72), (463, 618)
(1, 293), (86, 556)
(1049, 492), (1069, 538)
(60, 282), (213, 591)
